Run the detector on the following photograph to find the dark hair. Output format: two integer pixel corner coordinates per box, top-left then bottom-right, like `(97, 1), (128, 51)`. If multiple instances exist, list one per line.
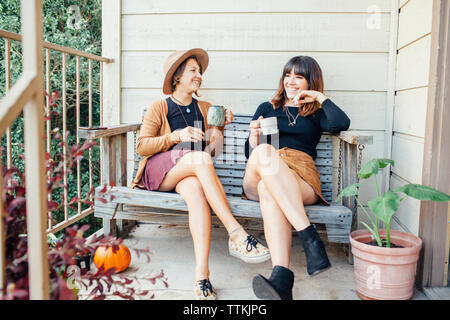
(270, 56), (324, 117)
(171, 55), (202, 96)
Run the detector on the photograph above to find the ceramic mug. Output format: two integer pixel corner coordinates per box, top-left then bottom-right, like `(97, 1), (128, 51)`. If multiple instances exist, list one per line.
(260, 117), (278, 135)
(207, 105), (226, 127)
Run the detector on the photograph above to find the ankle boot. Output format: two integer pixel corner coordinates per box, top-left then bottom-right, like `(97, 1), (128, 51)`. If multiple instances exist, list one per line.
(298, 224), (331, 275)
(252, 265), (294, 300)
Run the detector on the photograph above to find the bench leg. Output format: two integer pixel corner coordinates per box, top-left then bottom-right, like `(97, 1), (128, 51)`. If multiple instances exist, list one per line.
(325, 223), (351, 244)
(343, 243), (354, 265)
(102, 218), (136, 238)
(103, 218), (117, 237)
(117, 219), (137, 237)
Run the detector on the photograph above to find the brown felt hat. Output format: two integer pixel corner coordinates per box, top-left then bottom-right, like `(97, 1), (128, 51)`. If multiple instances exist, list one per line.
(162, 48), (209, 94)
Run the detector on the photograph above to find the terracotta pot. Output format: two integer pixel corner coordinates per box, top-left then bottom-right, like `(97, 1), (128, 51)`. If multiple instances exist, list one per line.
(350, 229), (422, 300)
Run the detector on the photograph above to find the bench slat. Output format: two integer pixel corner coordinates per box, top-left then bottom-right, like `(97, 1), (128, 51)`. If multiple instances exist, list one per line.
(221, 148), (332, 158)
(215, 169), (245, 178)
(218, 174), (332, 187)
(213, 162), (247, 170)
(213, 162), (332, 174)
(218, 177), (244, 186)
(222, 137), (332, 150)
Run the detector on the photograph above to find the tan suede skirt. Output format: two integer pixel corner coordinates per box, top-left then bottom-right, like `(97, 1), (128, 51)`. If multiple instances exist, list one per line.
(242, 147), (329, 206)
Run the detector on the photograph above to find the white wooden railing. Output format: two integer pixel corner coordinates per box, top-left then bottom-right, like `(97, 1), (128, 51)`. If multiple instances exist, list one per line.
(0, 0), (111, 299)
(0, 23), (111, 234)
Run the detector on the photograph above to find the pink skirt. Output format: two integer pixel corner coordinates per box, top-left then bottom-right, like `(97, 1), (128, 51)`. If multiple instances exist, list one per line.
(141, 149), (192, 191)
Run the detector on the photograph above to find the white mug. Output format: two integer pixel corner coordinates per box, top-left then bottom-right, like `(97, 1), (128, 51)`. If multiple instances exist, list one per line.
(259, 117), (278, 135)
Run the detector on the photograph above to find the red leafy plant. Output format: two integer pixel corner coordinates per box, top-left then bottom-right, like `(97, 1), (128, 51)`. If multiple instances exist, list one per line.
(1, 92), (168, 299)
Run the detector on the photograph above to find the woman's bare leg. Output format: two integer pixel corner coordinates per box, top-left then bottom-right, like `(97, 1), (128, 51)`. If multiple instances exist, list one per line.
(175, 176), (211, 281)
(242, 144), (318, 231)
(158, 151), (247, 242)
(257, 180), (292, 268)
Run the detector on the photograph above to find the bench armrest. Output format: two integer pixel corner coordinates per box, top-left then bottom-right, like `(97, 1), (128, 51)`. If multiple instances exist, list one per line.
(336, 130), (373, 145)
(78, 123), (141, 139)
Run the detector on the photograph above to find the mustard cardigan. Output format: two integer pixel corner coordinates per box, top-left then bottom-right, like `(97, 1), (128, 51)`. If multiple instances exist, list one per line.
(131, 98), (222, 189)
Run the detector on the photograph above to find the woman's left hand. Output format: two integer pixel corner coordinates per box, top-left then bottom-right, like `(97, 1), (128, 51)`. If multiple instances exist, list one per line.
(224, 108), (233, 125)
(293, 90), (328, 106)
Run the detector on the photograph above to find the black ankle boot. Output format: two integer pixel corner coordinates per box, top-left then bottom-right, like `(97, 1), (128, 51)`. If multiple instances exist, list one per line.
(252, 265), (294, 300)
(298, 224), (331, 275)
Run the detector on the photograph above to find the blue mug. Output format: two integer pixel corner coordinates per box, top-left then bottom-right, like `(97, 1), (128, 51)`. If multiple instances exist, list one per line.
(207, 105), (226, 127)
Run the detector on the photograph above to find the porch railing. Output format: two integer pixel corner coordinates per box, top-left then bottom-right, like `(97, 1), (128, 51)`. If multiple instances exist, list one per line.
(0, 29), (111, 235)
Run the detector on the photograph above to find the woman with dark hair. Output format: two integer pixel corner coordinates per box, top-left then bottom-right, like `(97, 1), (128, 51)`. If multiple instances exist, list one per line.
(131, 49), (270, 300)
(242, 56), (350, 300)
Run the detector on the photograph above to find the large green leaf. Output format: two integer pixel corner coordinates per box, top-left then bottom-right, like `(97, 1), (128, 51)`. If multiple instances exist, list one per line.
(358, 159), (395, 179)
(395, 184), (450, 202)
(368, 191), (400, 225)
(336, 183), (360, 202)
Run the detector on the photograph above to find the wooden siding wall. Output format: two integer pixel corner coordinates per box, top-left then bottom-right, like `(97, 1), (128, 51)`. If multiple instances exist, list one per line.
(390, 0), (433, 235)
(108, 0), (394, 226)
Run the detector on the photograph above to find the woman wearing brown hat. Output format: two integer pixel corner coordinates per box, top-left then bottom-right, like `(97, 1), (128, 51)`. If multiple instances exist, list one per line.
(242, 56), (350, 300)
(131, 48), (270, 300)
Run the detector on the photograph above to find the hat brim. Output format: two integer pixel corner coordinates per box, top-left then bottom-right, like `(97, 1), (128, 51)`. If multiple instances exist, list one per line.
(162, 48), (209, 95)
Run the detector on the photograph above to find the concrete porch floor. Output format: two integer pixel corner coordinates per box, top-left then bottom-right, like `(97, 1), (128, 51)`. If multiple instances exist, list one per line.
(79, 219), (427, 300)
(91, 220), (428, 300)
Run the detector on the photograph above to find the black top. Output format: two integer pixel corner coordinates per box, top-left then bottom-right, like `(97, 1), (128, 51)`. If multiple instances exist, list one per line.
(244, 99), (350, 159)
(166, 97), (206, 151)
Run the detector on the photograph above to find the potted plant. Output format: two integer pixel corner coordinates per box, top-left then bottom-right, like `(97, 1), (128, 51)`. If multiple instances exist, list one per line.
(337, 158), (450, 300)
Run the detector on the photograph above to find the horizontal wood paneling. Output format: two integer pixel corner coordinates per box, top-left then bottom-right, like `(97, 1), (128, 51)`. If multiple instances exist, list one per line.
(391, 0), (431, 235)
(391, 133), (424, 184)
(122, 51), (388, 91)
(123, 0), (392, 14)
(393, 87), (427, 138)
(397, 0), (432, 49)
(121, 89), (387, 130)
(395, 35), (431, 91)
(121, 13), (391, 52)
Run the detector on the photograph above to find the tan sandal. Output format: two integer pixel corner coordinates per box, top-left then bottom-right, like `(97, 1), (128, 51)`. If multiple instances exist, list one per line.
(229, 235), (271, 263)
(194, 279), (217, 300)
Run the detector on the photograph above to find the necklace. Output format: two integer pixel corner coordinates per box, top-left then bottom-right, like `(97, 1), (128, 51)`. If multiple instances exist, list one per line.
(285, 106), (300, 126)
(170, 95), (200, 128)
(171, 95), (192, 113)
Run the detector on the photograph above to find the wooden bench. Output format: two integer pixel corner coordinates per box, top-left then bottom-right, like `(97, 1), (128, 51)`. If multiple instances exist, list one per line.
(79, 113), (372, 251)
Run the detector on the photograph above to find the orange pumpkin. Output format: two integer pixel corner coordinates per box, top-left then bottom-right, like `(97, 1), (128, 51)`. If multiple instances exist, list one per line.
(93, 244), (131, 273)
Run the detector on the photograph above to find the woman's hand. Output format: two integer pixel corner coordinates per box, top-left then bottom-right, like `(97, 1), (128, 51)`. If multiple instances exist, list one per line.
(224, 108), (233, 126)
(176, 126), (204, 143)
(248, 116), (263, 149)
(293, 90), (328, 106)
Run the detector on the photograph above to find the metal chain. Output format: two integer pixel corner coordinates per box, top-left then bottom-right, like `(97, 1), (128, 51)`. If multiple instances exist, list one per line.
(356, 144), (366, 183)
(134, 130), (137, 155)
(337, 138), (343, 195)
(337, 141), (364, 201)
